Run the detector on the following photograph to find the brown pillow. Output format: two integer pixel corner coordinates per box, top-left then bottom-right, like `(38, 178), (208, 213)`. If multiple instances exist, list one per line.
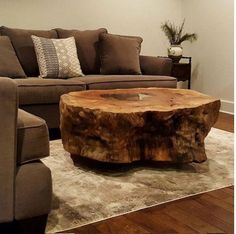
(56, 28), (107, 74)
(0, 26), (58, 77)
(99, 33), (143, 75)
(0, 36), (26, 78)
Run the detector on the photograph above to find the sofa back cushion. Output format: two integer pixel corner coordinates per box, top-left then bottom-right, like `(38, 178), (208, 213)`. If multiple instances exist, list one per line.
(139, 56), (173, 76)
(56, 28), (107, 74)
(0, 36), (26, 78)
(0, 26), (58, 77)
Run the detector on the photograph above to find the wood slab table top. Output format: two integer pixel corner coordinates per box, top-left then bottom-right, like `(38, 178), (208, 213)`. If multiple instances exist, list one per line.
(60, 88), (220, 163)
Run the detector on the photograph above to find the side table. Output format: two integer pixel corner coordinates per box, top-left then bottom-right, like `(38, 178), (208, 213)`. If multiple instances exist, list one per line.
(158, 56), (192, 89)
(172, 56), (192, 89)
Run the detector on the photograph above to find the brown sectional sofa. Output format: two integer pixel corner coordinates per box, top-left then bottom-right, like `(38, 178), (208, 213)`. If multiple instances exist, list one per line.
(0, 26), (176, 232)
(0, 26), (176, 129)
(0, 78), (51, 233)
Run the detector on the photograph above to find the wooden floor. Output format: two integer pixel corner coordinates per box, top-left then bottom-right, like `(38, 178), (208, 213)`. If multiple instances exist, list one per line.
(63, 112), (234, 234)
(214, 112), (234, 133)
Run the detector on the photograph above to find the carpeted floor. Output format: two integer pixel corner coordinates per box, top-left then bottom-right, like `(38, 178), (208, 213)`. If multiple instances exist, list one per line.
(42, 128), (234, 233)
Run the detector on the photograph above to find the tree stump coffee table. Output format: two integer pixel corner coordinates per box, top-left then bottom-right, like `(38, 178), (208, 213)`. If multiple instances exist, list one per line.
(60, 88), (220, 163)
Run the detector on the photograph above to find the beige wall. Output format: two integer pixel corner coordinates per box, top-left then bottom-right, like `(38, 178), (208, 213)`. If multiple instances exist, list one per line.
(182, 0), (234, 113)
(0, 0), (234, 113)
(0, 0), (182, 56)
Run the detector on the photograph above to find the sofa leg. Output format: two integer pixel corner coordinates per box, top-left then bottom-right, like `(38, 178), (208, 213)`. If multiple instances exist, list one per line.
(15, 214), (48, 234)
(15, 215), (48, 234)
(0, 221), (16, 233)
(0, 215), (48, 234)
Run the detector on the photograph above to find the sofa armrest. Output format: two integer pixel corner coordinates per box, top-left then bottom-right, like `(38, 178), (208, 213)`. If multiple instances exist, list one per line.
(140, 55), (173, 76)
(0, 77), (18, 222)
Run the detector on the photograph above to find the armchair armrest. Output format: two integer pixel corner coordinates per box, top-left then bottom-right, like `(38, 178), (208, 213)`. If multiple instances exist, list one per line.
(0, 77), (18, 222)
(140, 55), (173, 76)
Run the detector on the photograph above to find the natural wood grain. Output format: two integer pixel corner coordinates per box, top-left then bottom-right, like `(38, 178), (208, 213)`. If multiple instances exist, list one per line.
(206, 188), (233, 199)
(194, 195), (234, 224)
(173, 198), (233, 233)
(93, 216), (150, 234)
(225, 196), (234, 205)
(60, 88), (220, 163)
(214, 112), (234, 133)
(61, 112), (234, 234)
(126, 208), (197, 234)
(201, 193), (234, 212)
(140, 209), (198, 234)
(124, 210), (178, 234)
(164, 204), (224, 233)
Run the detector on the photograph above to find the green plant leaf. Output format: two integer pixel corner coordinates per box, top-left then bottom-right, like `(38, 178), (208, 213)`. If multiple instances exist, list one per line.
(176, 19), (185, 44)
(161, 21), (178, 44)
(179, 33), (198, 44)
(161, 20), (198, 45)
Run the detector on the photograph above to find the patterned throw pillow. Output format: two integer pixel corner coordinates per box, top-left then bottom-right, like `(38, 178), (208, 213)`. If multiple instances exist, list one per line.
(31, 36), (83, 78)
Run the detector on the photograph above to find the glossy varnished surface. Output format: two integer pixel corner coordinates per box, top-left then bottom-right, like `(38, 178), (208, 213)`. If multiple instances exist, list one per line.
(61, 88), (220, 113)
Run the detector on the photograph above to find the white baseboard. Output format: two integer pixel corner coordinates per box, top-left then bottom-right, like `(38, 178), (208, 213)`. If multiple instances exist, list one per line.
(220, 99), (234, 114)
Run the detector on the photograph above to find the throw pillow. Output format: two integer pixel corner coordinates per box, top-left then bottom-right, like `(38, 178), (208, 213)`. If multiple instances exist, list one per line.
(31, 36), (83, 78)
(0, 36), (26, 78)
(99, 33), (143, 75)
(56, 28), (108, 74)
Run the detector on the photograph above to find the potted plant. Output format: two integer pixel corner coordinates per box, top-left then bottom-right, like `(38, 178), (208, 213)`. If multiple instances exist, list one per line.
(161, 20), (198, 62)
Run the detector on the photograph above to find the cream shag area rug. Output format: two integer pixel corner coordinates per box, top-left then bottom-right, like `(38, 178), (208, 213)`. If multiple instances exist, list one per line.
(42, 128), (234, 233)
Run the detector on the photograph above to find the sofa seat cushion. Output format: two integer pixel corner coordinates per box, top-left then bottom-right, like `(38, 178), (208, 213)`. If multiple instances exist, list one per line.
(70, 75), (177, 90)
(17, 109), (49, 164)
(16, 78), (86, 105)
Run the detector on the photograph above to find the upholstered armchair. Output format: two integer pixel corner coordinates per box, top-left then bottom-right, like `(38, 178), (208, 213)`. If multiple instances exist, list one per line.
(0, 78), (52, 234)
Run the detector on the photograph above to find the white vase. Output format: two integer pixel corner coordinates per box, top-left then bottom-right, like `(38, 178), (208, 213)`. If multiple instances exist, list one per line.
(168, 45), (183, 63)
